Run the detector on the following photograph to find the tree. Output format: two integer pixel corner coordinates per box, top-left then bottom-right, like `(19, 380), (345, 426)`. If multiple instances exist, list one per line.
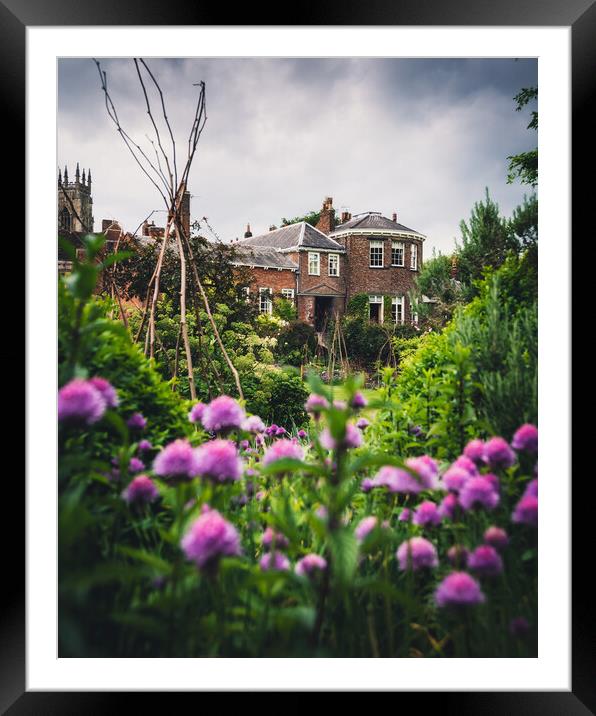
(455, 189), (519, 298)
(507, 86), (538, 187)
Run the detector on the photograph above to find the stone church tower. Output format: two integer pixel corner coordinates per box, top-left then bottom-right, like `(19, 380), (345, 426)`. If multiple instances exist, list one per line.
(58, 163), (94, 232)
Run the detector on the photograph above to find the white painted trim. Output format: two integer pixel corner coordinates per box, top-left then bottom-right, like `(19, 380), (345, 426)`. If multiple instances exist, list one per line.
(307, 251), (321, 276)
(328, 252), (340, 277)
(330, 229), (426, 241)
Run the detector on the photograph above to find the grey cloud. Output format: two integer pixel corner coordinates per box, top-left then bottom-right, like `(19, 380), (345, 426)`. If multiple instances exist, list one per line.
(58, 57), (536, 255)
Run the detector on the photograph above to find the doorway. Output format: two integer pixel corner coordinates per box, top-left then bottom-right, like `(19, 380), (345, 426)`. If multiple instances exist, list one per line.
(314, 296), (333, 332)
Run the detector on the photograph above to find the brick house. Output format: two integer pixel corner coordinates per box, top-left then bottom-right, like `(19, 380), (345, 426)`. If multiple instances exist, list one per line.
(233, 197), (425, 329)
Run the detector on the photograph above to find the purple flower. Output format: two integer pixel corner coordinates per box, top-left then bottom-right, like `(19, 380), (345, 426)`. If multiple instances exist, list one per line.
(201, 395), (245, 434)
(484, 473), (500, 494)
(459, 476), (500, 511)
(295, 554), (327, 578)
(122, 475), (159, 505)
(373, 466), (426, 495)
(351, 392), (368, 409)
(262, 439), (304, 468)
(127, 412), (147, 430)
(413, 500), (442, 527)
(128, 457), (145, 473)
(266, 424), (279, 436)
(483, 526), (509, 551)
(275, 427), (287, 436)
(447, 545), (469, 568)
(463, 439), (485, 466)
(319, 423), (362, 450)
(512, 424), (538, 453)
(467, 544), (504, 577)
(188, 402), (206, 424)
(438, 493), (459, 520)
(259, 551), (290, 572)
(153, 439), (200, 480)
(355, 516), (378, 543)
(409, 424), (423, 437)
(58, 379), (106, 425)
(524, 479), (538, 499)
(261, 527), (289, 550)
(137, 439), (152, 453)
(88, 376), (119, 408)
(484, 437), (516, 470)
(398, 508), (411, 522)
(510, 616), (530, 637)
(305, 394), (328, 415)
(356, 417), (370, 431)
(194, 439), (242, 483)
(452, 455), (479, 477)
(406, 456), (439, 489)
(396, 537), (439, 571)
(512, 495), (538, 527)
(442, 466), (470, 494)
(332, 399), (347, 410)
(361, 478), (375, 493)
(181, 510), (241, 571)
(435, 572), (485, 608)
(241, 415), (266, 434)
(297, 429), (308, 439)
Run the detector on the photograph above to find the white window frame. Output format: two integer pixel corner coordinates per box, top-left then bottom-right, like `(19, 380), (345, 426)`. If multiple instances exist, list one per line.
(410, 243), (418, 270)
(308, 252), (320, 276)
(369, 294), (384, 323)
(328, 253), (340, 277)
(391, 241), (405, 267)
(241, 286), (250, 302)
(259, 287), (273, 315)
(392, 296), (405, 324)
(281, 288), (295, 302)
(369, 240), (384, 268)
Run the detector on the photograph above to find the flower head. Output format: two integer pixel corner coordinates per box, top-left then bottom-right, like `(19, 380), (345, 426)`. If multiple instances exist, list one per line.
(122, 475), (159, 505)
(483, 526), (509, 551)
(484, 437), (516, 470)
(512, 423), (538, 453)
(356, 417), (370, 431)
(261, 527), (289, 551)
(58, 379), (106, 425)
(188, 402), (206, 424)
(467, 544), (504, 577)
(447, 545), (469, 568)
(413, 500), (442, 527)
(398, 508), (411, 522)
(355, 516), (379, 543)
(373, 465), (426, 495)
(435, 572), (485, 608)
(361, 477), (375, 493)
(463, 439), (485, 466)
(396, 537), (439, 571)
(201, 396), (245, 434)
(127, 412), (147, 430)
(153, 439), (200, 480)
(128, 457), (145, 474)
(137, 439), (152, 453)
(524, 479), (538, 499)
(406, 455), (439, 490)
(259, 551), (290, 572)
(88, 377), (119, 408)
(295, 554), (327, 578)
(351, 392), (368, 409)
(194, 440), (242, 483)
(181, 510), (241, 571)
(442, 466), (470, 494)
(512, 495), (538, 527)
(305, 394), (328, 415)
(297, 429), (308, 439)
(452, 455), (479, 477)
(241, 415), (266, 434)
(262, 439), (304, 468)
(438, 493), (459, 520)
(319, 423), (362, 450)
(459, 476), (500, 511)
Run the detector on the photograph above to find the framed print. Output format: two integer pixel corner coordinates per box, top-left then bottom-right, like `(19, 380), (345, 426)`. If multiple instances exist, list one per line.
(9, 0), (592, 708)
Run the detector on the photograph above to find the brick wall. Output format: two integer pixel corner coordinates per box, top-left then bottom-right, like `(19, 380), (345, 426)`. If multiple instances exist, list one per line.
(337, 234), (423, 322)
(237, 266), (298, 303)
(297, 250), (345, 295)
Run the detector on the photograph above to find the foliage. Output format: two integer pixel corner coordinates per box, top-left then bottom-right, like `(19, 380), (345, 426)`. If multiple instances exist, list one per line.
(273, 296), (297, 322)
(346, 293), (370, 320)
(342, 316), (393, 370)
(275, 320), (317, 366)
(280, 209), (335, 227)
(507, 86), (538, 187)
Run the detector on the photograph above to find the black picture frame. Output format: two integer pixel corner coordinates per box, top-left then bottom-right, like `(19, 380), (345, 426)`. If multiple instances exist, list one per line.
(10, 0), (591, 709)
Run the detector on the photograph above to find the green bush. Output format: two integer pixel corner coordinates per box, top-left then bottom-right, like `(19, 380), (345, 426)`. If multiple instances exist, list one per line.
(243, 367), (309, 428)
(276, 320), (317, 366)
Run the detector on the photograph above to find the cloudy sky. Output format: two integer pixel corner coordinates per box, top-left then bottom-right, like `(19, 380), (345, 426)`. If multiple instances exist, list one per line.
(58, 57), (536, 255)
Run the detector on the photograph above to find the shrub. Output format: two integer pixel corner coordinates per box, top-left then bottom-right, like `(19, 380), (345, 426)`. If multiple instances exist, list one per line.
(276, 320), (317, 366)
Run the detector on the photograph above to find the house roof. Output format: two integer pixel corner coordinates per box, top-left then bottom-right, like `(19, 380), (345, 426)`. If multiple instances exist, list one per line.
(330, 212), (424, 237)
(230, 245), (298, 271)
(237, 221), (345, 252)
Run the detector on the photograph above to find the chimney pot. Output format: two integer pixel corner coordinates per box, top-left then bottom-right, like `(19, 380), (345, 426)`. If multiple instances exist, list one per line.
(392, 212), (397, 223)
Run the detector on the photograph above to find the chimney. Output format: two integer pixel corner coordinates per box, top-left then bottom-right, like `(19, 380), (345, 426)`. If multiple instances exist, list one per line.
(180, 188), (191, 238)
(142, 220), (149, 236)
(392, 212), (398, 223)
(315, 196), (335, 235)
(244, 223), (253, 238)
(269, 224), (277, 232)
(340, 207), (351, 224)
(102, 219), (113, 232)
